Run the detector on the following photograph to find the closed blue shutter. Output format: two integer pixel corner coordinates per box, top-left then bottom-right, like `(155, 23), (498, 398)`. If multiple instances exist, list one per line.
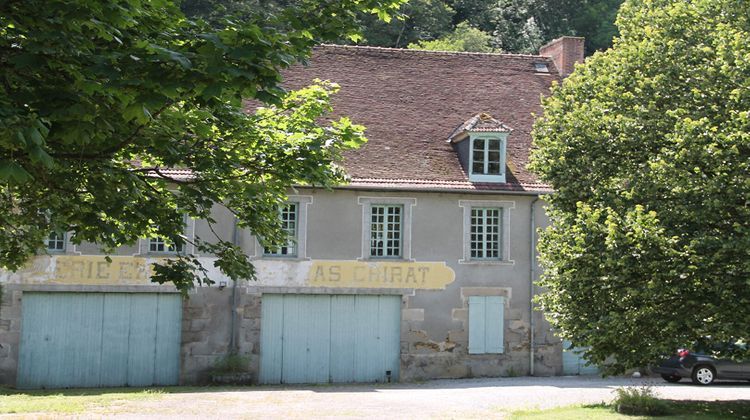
(468, 296), (505, 354)
(484, 296), (505, 353)
(468, 296), (486, 354)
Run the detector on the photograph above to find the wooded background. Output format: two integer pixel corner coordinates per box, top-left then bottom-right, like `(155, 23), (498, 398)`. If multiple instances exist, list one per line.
(181, 0), (623, 55)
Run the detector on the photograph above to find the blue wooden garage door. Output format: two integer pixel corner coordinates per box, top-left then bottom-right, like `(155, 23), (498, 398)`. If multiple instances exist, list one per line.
(17, 292), (182, 389)
(562, 340), (600, 375)
(259, 294), (401, 384)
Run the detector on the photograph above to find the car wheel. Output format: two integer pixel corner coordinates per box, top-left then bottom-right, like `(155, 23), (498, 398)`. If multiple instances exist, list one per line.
(661, 374), (681, 383)
(691, 365), (716, 385)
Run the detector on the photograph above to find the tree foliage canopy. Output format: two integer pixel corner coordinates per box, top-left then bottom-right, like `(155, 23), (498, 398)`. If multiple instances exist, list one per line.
(0, 0), (403, 294)
(407, 22), (493, 52)
(530, 0), (750, 372)
(349, 0), (622, 54)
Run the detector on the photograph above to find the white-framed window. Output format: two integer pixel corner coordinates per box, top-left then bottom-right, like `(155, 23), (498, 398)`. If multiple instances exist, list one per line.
(148, 237), (184, 253)
(46, 231), (66, 252)
(358, 197), (416, 261)
(264, 202), (299, 257)
(459, 200), (514, 264)
(141, 215), (194, 255)
(469, 134), (507, 183)
(470, 208), (501, 260)
(369, 204), (402, 258)
(254, 195), (312, 260)
(468, 295), (505, 354)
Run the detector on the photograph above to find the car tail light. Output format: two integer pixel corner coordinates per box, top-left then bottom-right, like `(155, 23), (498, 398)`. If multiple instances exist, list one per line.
(678, 348), (690, 358)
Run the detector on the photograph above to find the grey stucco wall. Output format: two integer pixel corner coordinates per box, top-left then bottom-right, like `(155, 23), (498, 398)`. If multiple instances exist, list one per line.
(0, 187), (561, 386)
(237, 188), (560, 380)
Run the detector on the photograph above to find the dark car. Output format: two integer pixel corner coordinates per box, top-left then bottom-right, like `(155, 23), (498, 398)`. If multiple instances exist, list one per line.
(654, 343), (750, 385)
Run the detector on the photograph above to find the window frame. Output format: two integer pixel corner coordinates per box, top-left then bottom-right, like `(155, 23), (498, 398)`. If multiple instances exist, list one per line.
(263, 202), (300, 258)
(459, 200), (515, 265)
(368, 204), (404, 259)
(254, 195), (312, 260)
(148, 236), (185, 254)
(141, 215), (194, 256)
(468, 133), (507, 183)
(358, 197), (416, 261)
(469, 207), (502, 260)
(46, 231), (67, 253)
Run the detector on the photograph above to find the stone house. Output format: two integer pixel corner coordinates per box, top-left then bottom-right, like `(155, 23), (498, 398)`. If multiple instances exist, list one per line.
(0, 37), (586, 388)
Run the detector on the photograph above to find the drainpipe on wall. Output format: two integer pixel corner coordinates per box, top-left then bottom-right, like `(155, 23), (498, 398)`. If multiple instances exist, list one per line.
(229, 216), (240, 354)
(529, 196), (540, 376)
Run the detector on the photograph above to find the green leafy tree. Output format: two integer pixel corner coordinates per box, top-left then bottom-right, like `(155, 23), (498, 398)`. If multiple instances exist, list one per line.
(489, 0), (623, 54)
(0, 0), (403, 295)
(407, 22), (493, 52)
(358, 0), (455, 47)
(530, 0), (750, 372)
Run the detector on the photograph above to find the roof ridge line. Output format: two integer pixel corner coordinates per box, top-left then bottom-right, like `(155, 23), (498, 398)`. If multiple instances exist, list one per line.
(317, 44), (551, 60)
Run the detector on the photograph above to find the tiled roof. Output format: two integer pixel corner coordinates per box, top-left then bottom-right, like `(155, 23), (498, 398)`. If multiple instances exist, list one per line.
(276, 45), (559, 193)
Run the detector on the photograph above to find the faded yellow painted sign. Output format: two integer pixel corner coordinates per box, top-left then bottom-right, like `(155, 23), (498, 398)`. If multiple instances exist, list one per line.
(52, 256), (152, 285)
(307, 261), (455, 289)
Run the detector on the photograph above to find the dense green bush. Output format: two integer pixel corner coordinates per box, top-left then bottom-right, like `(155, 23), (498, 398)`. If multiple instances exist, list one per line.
(613, 386), (669, 416)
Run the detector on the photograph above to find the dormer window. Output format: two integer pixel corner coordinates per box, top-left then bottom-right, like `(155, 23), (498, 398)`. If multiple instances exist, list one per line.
(470, 135), (506, 182)
(448, 113), (511, 184)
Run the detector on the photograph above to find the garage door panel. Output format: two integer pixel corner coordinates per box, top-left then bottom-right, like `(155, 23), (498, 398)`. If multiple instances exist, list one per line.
(329, 296), (356, 382)
(304, 295), (331, 383)
(100, 294), (132, 387)
(71, 294), (104, 388)
(261, 294), (400, 385)
(46, 295), (76, 389)
(562, 340), (600, 375)
(18, 294), (51, 388)
(281, 295), (304, 383)
(127, 294), (159, 386)
(42, 294), (93, 388)
(378, 295), (401, 381)
(154, 294), (182, 385)
(353, 296), (382, 382)
(18, 292), (181, 389)
(259, 295), (284, 384)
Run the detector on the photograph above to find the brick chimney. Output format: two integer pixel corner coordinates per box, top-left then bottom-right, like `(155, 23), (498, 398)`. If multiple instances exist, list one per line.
(539, 36), (585, 78)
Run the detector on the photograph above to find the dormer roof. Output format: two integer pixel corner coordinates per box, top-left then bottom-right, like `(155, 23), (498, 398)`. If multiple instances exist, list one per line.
(448, 113), (513, 143)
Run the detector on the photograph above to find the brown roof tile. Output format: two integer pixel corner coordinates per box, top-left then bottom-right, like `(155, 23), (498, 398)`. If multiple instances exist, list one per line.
(278, 45), (559, 193)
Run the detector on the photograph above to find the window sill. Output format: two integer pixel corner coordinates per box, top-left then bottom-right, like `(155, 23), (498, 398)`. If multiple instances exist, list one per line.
(145, 252), (184, 257)
(468, 174), (506, 183)
(357, 257), (416, 263)
(254, 256), (310, 262)
(458, 259), (515, 266)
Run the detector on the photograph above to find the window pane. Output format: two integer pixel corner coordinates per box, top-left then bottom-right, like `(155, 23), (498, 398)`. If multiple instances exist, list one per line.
(265, 203), (298, 256)
(370, 205), (402, 257)
(488, 162), (501, 174)
(469, 208), (502, 260)
(47, 232), (65, 251)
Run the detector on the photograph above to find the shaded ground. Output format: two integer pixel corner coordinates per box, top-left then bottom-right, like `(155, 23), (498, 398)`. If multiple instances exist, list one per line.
(2, 376), (749, 419)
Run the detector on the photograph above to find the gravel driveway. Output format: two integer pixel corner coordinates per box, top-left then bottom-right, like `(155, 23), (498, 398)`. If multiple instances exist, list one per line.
(91, 376), (750, 419)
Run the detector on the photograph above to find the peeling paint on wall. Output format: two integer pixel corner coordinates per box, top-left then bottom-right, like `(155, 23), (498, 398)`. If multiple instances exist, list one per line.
(0, 255), (230, 286)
